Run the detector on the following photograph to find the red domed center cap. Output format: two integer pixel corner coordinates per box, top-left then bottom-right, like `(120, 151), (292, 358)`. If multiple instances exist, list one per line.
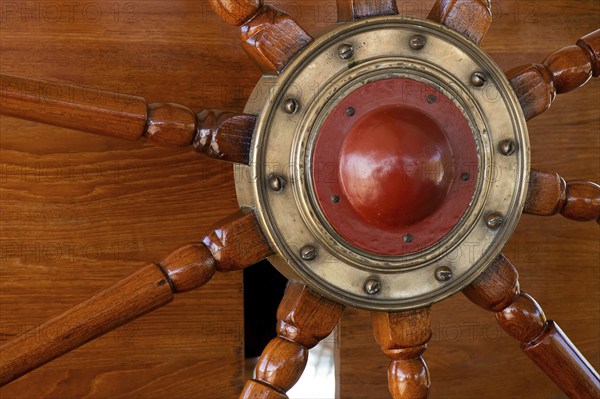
(312, 78), (478, 256)
(340, 105), (454, 228)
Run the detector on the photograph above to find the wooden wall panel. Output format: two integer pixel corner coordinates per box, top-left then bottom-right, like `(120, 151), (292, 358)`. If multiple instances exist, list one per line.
(337, 1), (600, 398)
(0, 0), (288, 397)
(1, 0), (598, 398)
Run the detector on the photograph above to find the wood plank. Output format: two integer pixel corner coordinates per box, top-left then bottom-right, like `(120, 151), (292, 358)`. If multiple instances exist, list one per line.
(2, 0), (598, 397)
(0, 1), (332, 396)
(0, 0), (270, 396)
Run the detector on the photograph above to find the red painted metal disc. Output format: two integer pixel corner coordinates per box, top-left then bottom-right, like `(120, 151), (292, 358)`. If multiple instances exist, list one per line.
(311, 78), (478, 256)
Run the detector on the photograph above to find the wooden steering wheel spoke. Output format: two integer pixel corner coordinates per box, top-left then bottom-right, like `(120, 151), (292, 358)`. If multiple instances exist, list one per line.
(240, 282), (345, 398)
(209, 1), (312, 75)
(508, 29), (600, 120)
(0, 208), (273, 387)
(372, 308), (432, 399)
(463, 254), (600, 398)
(336, 0), (399, 22)
(0, 74), (257, 165)
(524, 169), (600, 222)
(427, 0), (492, 45)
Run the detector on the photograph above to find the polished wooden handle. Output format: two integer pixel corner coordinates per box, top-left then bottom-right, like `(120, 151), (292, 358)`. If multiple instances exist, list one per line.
(0, 209), (273, 386)
(1, 73), (148, 141)
(372, 308), (432, 399)
(209, 1), (312, 74)
(1, 74), (257, 164)
(524, 321), (599, 399)
(194, 110), (256, 164)
(0, 248), (203, 386)
(463, 254), (600, 399)
(508, 29), (600, 120)
(336, 0), (399, 22)
(524, 169), (600, 222)
(240, 282), (345, 398)
(428, 0), (493, 45)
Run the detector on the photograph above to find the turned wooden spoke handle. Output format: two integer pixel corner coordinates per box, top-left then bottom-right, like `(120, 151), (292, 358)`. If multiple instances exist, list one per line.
(524, 170), (600, 222)
(428, 0), (493, 45)
(0, 209), (273, 386)
(372, 309), (432, 399)
(336, 0), (399, 22)
(0, 247), (209, 386)
(209, 0), (312, 74)
(464, 255), (600, 398)
(508, 29), (599, 120)
(0, 74), (256, 164)
(240, 283), (345, 398)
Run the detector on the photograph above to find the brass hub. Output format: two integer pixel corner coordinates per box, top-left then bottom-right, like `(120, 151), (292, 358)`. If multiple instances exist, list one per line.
(235, 16), (529, 311)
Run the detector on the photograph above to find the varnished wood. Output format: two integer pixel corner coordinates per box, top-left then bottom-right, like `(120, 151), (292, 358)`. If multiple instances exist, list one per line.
(336, 0), (399, 22)
(0, 263), (176, 387)
(525, 321), (599, 399)
(0, 74), (148, 141)
(240, 282), (345, 398)
(209, 2), (312, 74)
(158, 244), (217, 293)
(462, 254), (519, 313)
(524, 169), (600, 222)
(463, 254), (600, 399)
(524, 169), (567, 217)
(372, 309), (432, 399)
(203, 208), (274, 272)
(1, 74), (258, 164)
(1, 0), (598, 397)
(562, 181), (600, 222)
(0, 208), (272, 387)
(239, 5), (313, 74)
(146, 103), (197, 147)
(209, 0), (263, 26)
(508, 29), (600, 120)
(0, 1), (278, 396)
(194, 110), (257, 164)
(578, 30), (600, 77)
(428, 0), (492, 45)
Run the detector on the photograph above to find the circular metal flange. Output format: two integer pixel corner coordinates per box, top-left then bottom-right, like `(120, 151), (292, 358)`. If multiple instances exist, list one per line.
(235, 16), (530, 311)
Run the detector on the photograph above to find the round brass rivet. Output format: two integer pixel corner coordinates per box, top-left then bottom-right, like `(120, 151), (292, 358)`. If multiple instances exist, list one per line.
(331, 194), (340, 203)
(461, 173), (470, 181)
(409, 34), (426, 50)
(486, 213), (504, 229)
(346, 107), (356, 116)
(300, 245), (317, 261)
(435, 266), (453, 282)
(283, 98), (298, 114)
(268, 175), (286, 192)
(499, 139), (517, 156)
(427, 94), (437, 104)
(471, 72), (487, 87)
(403, 234), (413, 243)
(338, 43), (354, 60)
(364, 279), (382, 295)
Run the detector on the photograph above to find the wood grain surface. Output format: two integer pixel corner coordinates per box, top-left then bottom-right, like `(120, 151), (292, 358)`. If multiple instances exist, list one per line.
(525, 170), (600, 222)
(508, 29), (600, 120)
(0, 0), (290, 397)
(1, 1), (599, 398)
(336, 0), (399, 22)
(336, 1), (600, 399)
(372, 309), (432, 399)
(428, 0), (493, 45)
(464, 254), (600, 398)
